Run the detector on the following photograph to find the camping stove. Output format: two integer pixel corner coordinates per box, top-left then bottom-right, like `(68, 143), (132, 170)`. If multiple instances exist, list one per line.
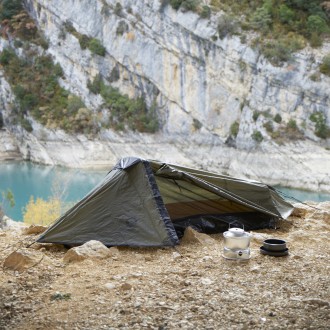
(223, 227), (251, 260)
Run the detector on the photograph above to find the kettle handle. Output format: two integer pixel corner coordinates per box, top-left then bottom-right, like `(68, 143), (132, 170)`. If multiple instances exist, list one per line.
(229, 222), (245, 230)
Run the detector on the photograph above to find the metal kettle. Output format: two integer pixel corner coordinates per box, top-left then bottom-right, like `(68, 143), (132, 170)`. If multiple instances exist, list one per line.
(223, 226), (251, 260)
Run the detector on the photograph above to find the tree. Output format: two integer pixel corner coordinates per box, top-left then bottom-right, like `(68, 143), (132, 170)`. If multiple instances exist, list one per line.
(307, 15), (329, 34)
(0, 189), (15, 221)
(279, 4), (295, 24)
(251, 6), (272, 30)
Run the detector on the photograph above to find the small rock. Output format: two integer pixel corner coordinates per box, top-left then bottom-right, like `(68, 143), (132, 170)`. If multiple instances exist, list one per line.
(181, 227), (216, 245)
(63, 240), (110, 263)
(172, 251), (181, 259)
(109, 246), (120, 257)
(23, 224), (48, 235)
(105, 283), (116, 290)
(200, 278), (213, 286)
(120, 283), (132, 291)
(201, 256), (213, 262)
(3, 248), (44, 272)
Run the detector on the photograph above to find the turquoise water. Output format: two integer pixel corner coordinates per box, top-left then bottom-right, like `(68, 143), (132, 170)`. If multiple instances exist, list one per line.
(0, 162), (329, 221)
(0, 162), (106, 221)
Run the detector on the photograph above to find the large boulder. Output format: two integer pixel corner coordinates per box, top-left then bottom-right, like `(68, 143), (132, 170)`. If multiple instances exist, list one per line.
(3, 248), (44, 272)
(63, 240), (110, 263)
(181, 227), (216, 245)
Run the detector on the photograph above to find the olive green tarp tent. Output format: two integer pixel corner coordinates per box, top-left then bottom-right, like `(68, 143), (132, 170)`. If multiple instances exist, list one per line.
(37, 157), (293, 247)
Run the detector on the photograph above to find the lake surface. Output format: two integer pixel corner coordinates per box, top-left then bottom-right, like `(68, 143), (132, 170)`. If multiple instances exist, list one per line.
(0, 162), (107, 221)
(1, 161), (330, 221)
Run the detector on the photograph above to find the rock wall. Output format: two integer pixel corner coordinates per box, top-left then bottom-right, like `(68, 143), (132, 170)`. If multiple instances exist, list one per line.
(0, 0), (330, 192)
(24, 0), (330, 143)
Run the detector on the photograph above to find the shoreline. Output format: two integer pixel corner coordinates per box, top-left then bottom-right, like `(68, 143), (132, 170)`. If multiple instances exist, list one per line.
(1, 129), (330, 194)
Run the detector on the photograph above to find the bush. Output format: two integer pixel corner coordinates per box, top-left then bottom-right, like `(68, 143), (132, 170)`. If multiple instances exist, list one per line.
(320, 54), (330, 76)
(263, 120), (273, 133)
(279, 4), (295, 24)
(100, 84), (159, 133)
(116, 20), (129, 36)
(274, 113), (282, 123)
(193, 118), (202, 130)
(217, 14), (239, 39)
(0, 48), (15, 65)
(87, 74), (103, 94)
(230, 121), (239, 137)
(287, 119), (298, 130)
(307, 15), (329, 34)
(251, 6), (272, 31)
(0, 0), (23, 20)
(309, 112), (330, 139)
(261, 39), (293, 65)
(252, 130), (263, 142)
(88, 38), (106, 56)
(181, 0), (199, 12)
(23, 196), (62, 226)
(253, 110), (261, 122)
(170, 0), (183, 10)
(78, 34), (91, 50)
(114, 2), (123, 16)
(200, 5), (211, 19)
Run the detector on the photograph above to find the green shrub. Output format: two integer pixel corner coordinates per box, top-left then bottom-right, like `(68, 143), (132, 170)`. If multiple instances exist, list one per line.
(230, 121), (239, 137)
(193, 118), (202, 130)
(0, 48), (15, 65)
(88, 38), (106, 56)
(261, 39), (293, 65)
(170, 0), (183, 10)
(100, 84), (159, 133)
(263, 120), (273, 133)
(116, 21), (129, 36)
(108, 66), (120, 82)
(287, 119), (298, 130)
(87, 74), (103, 94)
(309, 112), (330, 139)
(252, 110), (261, 122)
(20, 117), (33, 132)
(114, 2), (123, 16)
(200, 5), (211, 19)
(217, 14), (239, 39)
(278, 4), (295, 24)
(251, 6), (272, 31)
(274, 113), (282, 123)
(252, 130), (263, 142)
(307, 15), (329, 34)
(67, 95), (85, 115)
(0, 0), (23, 20)
(320, 54), (330, 76)
(181, 0), (199, 12)
(78, 34), (91, 50)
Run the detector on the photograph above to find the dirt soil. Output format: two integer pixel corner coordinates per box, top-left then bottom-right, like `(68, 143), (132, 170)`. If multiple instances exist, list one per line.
(0, 202), (329, 330)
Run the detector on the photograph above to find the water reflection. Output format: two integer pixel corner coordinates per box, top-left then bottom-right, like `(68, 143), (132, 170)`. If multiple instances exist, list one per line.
(0, 162), (107, 221)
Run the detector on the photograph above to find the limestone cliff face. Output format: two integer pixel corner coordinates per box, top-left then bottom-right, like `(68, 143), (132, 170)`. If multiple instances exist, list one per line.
(24, 0), (330, 144)
(0, 0), (330, 191)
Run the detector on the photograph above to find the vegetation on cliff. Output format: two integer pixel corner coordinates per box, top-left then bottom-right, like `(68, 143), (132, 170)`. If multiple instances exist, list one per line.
(169, 0), (330, 65)
(0, 0), (160, 134)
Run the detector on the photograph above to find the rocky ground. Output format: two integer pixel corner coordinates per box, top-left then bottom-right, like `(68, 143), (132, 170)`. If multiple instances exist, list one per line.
(0, 202), (329, 330)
